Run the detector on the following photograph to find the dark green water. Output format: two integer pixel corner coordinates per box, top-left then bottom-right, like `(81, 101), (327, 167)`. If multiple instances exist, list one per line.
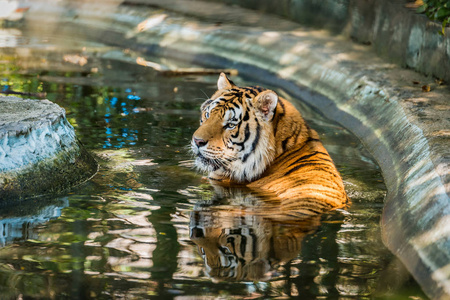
(0, 20), (427, 300)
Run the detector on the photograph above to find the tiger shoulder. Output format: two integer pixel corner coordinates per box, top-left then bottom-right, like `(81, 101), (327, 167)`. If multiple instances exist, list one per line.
(191, 73), (348, 210)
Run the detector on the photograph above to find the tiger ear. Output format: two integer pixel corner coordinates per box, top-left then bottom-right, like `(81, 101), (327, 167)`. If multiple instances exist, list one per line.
(217, 72), (236, 90)
(254, 90), (278, 121)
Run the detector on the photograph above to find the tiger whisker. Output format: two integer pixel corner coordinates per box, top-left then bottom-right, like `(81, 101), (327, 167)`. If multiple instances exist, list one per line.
(199, 89), (210, 100)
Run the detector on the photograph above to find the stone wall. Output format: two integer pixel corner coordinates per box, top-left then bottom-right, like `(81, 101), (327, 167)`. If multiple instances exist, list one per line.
(203, 0), (450, 82)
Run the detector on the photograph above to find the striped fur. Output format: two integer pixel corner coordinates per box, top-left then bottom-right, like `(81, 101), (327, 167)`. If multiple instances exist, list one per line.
(190, 208), (319, 282)
(191, 73), (348, 216)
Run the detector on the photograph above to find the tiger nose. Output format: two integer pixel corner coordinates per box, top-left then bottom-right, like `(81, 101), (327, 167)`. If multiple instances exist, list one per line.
(193, 137), (207, 148)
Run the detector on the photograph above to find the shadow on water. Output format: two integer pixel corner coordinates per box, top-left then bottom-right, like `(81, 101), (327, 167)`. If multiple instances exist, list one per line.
(0, 3), (429, 299)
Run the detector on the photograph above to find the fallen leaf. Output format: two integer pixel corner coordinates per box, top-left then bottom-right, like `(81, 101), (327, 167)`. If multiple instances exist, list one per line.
(435, 79), (445, 85)
(422, 85), (431, 92)
(63, 54), (88, 66)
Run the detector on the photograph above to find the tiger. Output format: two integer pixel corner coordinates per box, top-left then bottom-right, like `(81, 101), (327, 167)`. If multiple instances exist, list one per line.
(189, 200), (320, 282)
(191, 73), (348, 220)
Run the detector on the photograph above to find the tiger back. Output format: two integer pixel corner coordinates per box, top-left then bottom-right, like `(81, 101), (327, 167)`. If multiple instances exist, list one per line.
(191, 73), (348, 219)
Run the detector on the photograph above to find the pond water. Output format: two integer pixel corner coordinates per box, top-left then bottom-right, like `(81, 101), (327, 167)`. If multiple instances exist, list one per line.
(0, 11), (427, 300)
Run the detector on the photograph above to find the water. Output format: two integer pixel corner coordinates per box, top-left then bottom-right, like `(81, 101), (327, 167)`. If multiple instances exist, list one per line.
(0, 14), (427, 300)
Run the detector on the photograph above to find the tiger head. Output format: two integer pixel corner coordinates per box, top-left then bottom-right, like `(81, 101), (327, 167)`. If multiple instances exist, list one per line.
(190, 223), (273, 282)
(191, 73), (279, 182)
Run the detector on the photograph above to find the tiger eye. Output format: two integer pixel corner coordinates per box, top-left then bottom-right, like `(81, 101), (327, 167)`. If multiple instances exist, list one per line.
(225, 123), (236, 130)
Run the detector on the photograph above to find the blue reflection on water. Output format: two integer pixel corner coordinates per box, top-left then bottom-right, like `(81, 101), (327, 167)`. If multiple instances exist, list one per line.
(110, 96), (118, 106)
(1, 82), (8, 92)
(127, 94), (141, 100)
(102, 88), (141, 149)
(108, 184), (133, 191)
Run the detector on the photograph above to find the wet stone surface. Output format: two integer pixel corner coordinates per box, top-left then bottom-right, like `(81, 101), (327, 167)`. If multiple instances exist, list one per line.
(0, 96), (98, 201)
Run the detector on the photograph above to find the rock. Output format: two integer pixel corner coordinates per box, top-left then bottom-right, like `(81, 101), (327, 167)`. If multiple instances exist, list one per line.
(0, 96), (97, 202)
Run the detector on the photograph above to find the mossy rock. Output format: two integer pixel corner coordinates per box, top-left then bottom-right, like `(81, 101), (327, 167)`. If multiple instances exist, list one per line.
(0, 96), (98, 203)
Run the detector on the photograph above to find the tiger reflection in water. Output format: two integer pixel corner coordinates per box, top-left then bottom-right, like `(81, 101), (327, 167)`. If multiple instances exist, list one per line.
(189, 186), (322, 282)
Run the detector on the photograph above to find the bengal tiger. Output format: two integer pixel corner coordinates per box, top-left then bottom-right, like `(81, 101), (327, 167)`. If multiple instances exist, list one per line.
(189, 196), (320, 282)
(191, 73), (348, 220)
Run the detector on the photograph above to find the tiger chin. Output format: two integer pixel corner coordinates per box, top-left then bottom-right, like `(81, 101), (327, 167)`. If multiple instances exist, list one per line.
(191, 73), (349, 213)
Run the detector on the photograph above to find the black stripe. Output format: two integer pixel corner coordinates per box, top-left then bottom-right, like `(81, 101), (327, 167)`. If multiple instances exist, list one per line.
(231, 121), (243, 138)
(242, 123), (251, 144)
(246, 87), (259, 96)
(288, 151), (331, 167)
(285, 164), (339, 179)
(227, 92), (243, 101)
(272, 100), (285, 137)
(243, 109), (250, 121)
(242, 121), (260, 162)
(278, 137), (321, 160)
(229, 101), (241, 110)
(227, 107), (236, 119)
(284, 161), (330, 176)
(251, 232), (257, 260)
(232, 123), (250, 148)
(224, 95), (238, 103)
(281, 138), (289, 152)
(240, 235), (247, 256)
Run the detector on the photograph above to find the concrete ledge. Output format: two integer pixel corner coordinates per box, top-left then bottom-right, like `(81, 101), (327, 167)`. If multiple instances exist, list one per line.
(202, 0), (450, 83)
(0, 96), (98, 202)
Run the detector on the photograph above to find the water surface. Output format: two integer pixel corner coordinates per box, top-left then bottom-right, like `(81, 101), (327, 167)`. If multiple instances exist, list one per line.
(0, 17), (427, 300)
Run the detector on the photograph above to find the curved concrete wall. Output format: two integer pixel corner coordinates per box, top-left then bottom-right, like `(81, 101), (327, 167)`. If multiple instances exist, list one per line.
(202, 0), (450, 83)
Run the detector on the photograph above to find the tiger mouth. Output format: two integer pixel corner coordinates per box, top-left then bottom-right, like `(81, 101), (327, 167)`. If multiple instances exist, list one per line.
(196, 153), (222, 171)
